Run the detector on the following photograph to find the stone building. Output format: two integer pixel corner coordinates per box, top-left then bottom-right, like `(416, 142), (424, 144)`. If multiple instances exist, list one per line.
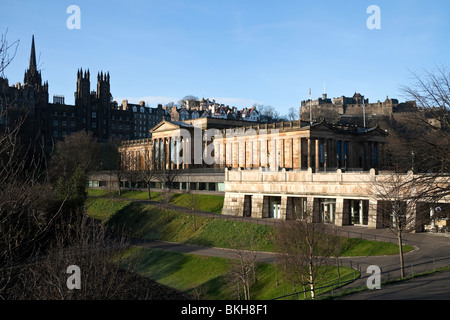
(222, 168), (449, 231)
(300, 92), (417, 125)
(0, 36), (169, 145)
(167, 98), (260, 122)
(97, 109), (450, 232)
(114, 117), (388, 200)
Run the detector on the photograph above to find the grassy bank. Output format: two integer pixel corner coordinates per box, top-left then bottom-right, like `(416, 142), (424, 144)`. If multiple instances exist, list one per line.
(87, 188), (224, 214)
(86, 196), (414, 256)
(86, 194), (414, 300)
(122, 247), (358, 300)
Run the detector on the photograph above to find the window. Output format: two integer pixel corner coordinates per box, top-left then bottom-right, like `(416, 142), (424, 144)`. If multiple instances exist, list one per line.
(53, 130), (58, 138)
(63, 111), (67, 117)
(92, 122), (97, 128)
(62, 120), (67, 126)
(54, 111), (58, 116)
(92, 112), (97, 119)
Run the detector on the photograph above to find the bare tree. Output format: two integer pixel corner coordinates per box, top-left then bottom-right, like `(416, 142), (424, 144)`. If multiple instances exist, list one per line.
(186, 191), (201, 231)
(158, 166), (179, 208)
(225, 236), (259, 300)
(368, 171), (439, 278)
(0, 106), (66, 299)
(400, 66), (450, 185)
(7, 210), (178, 300)
(287, 107), (299, 121)
(49, 131), (99, 183)
(274, 217), (335, 300)
(0, 29), (19, 77)
(139, 147), (157, 199)
(255, 104), (282, 123)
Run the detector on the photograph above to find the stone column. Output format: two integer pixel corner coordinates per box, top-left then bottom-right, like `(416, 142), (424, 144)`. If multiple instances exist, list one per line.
(367, 199), (380, 229)
(307, 138), (312, 169)
(251, 195), (265, 219)
(280, 138), (285, 168)
(280, 196), (291, 220)
(315, 138), (320, 172)
(334, 198), (345, 226)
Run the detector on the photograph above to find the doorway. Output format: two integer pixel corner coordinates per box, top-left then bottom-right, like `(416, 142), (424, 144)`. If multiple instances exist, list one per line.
(243, 195), (252, 217)
(319, 199), (336, 223)
(269, 196), (281, 219)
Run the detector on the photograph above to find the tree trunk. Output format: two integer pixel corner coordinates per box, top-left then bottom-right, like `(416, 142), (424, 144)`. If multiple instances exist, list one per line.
(309, 260), (315, 299)
(398, 231), (405, 278)
(147, 184), (151, 200)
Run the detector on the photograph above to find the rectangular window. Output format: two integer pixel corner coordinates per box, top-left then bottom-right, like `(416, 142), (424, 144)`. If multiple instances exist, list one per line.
(92, 112), (97, 119)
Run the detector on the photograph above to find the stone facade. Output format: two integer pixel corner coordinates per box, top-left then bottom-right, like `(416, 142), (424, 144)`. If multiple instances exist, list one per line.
(0, 36), (169, 145)
(222, 168), (450, 230)
(300, 92), (417, 125)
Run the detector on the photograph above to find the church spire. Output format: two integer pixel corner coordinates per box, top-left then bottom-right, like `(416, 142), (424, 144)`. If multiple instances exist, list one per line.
(24, 34), (43, 90)
(29, 34), (37, 72)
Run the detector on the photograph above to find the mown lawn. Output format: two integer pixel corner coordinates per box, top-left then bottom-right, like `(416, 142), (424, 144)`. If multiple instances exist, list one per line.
(86, 195), (413, 300)
(86, 197), (414, 256)
(87, 189), (224, 214)
(122, 247), (358, 300)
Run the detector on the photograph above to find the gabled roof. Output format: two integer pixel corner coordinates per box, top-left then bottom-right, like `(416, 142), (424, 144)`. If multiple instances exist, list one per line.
(150, 120), (193, 133)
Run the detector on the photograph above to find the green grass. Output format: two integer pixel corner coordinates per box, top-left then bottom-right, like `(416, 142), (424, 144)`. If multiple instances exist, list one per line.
(122, 247), (358, 300)
(85, 196), (413, 300)
(86, 188), (224, 214)
(340, 238), (410, 256)
(85, 197), (132, 222)
(169, 193), (224, 214)
(86, 197), (413, 256)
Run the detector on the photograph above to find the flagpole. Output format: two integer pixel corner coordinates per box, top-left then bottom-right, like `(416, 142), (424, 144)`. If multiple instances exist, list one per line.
(309, 88), (312, 125)
(363, 98), (366, 127)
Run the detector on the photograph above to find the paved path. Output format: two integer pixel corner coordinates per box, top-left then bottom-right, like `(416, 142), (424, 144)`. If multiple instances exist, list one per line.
(109, 197), (450, 299)
(132, 225), (450, 300)
(339, 270), (450, 300)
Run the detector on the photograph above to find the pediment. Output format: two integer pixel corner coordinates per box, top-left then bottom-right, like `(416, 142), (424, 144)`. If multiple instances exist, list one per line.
(150, 121), (181, 133)
(150, 120), (193, 133)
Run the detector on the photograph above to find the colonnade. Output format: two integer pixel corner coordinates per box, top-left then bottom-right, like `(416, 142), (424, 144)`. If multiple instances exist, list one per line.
(122, 134), (384, 172)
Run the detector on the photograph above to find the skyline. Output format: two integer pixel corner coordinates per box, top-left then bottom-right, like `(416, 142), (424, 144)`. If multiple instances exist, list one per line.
(2, 0), (450, 114)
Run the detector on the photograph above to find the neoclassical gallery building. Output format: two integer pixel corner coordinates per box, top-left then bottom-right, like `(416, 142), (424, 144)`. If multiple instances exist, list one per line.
(89, 117), (449, 232)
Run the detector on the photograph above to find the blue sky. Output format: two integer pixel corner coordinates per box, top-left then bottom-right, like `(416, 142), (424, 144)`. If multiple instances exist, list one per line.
(1, 0), (449, 114)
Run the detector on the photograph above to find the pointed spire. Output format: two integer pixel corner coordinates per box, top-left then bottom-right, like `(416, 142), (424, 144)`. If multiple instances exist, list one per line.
(29, 34), (37, 71)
